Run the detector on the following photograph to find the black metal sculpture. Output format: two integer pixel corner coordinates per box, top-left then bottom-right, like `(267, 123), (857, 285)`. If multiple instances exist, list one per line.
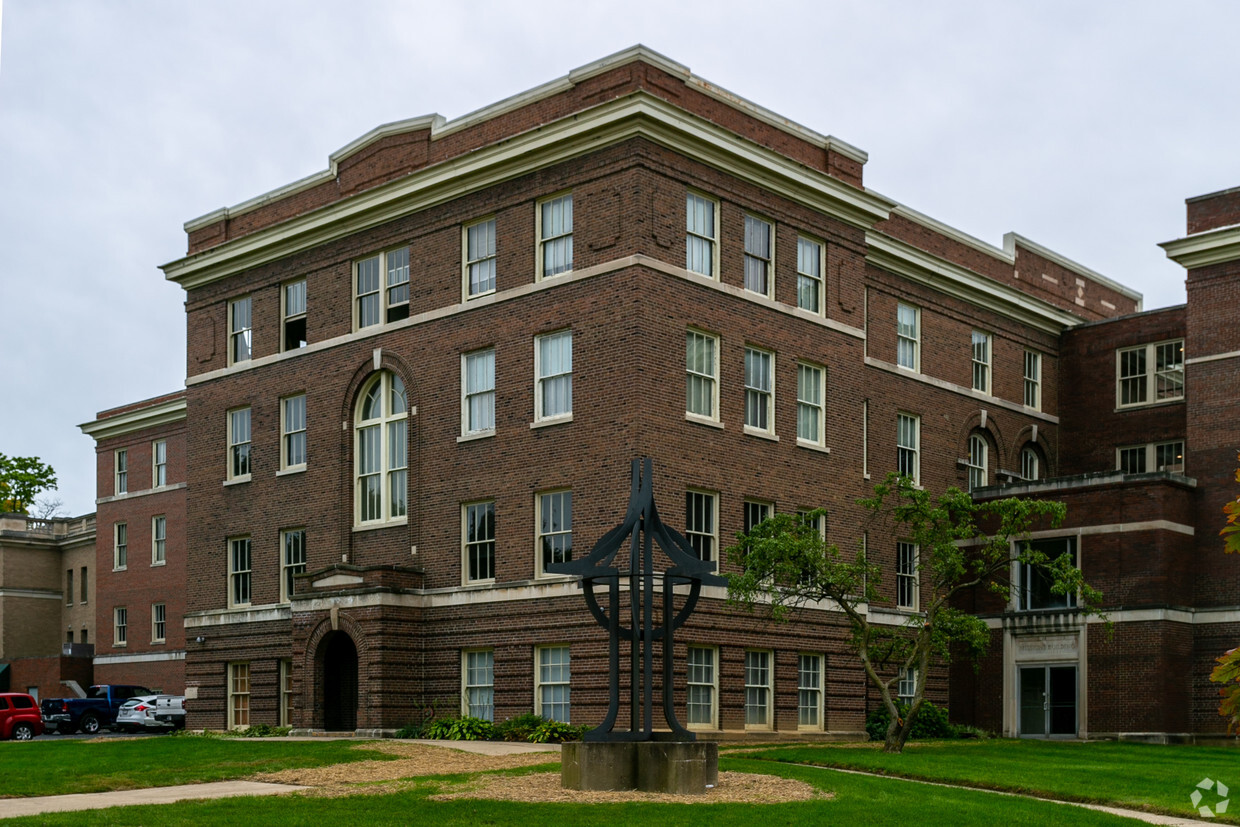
(548, 458), (726, 742)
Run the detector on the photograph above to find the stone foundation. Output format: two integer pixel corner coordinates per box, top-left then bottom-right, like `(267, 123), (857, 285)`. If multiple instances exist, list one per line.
(561, 741), (719, 794)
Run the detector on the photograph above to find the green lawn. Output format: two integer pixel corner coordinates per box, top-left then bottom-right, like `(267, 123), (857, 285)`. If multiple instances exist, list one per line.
(736, 739), (1240, 824)
(0, 738), (392, 798)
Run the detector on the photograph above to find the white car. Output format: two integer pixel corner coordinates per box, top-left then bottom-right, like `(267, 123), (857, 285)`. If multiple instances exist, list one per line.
(114, 695), (167, 732)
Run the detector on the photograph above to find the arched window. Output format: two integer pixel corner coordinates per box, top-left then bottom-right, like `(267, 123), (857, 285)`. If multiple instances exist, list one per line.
(1020, 446), (1041, 481)
(966, 434), (988, 491)
(355, 372), (408, 525)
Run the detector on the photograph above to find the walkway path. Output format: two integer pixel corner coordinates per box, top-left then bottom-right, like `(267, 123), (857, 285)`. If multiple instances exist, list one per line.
(0, 781), (305, 820)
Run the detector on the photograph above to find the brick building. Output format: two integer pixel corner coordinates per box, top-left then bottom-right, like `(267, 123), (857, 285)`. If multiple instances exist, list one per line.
(133, 46), (1237, 738)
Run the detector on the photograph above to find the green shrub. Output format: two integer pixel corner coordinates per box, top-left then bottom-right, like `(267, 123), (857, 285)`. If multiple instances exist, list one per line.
(495, 713), (545, 742)
(529, 720), (588, 744)
(865, 700), (957, 741)
(225, 724), (292, 738)
(422, 716), (496, 741)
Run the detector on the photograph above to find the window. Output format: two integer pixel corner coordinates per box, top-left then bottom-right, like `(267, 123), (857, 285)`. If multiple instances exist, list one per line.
(538, 194), (573, 279)
(462, 650), (494, 721)
(281, 529), (306, 603)
(462, 349), (496, 435)
(80, 628), (87, 645)
(465, 218), (497, 297)
(685, 329), (719, 421)
(152, 440), (167, 487)
(1118, 445), (1145, 474)
(686, 193), (717, 278)
(114, 522), (128, 570)
(355, 247), (410, 329)
(896, 542), (918, 610)
(798, 654), (823, 729)
(80, 566), (87, 603)
(229, 663), (250, 729)
(686, 646), (717, 729)
(1118, 441), (1185, 474)
(966, 434), (988, 491)
(797, 237), (823, 313)
(536, 645), (571, 723)
(1024, 351), (1041, 410)
(115, 449), (128, 494)
(227, 407), (251, 481)
(743, 500), (771, 534)
(113, 607), (127, 646)
(535, 330), (572, 421)
(743, 215), (773, 297)
(1017, 537), (1077, 611)
(229, 296), (252, 364)
(229, 537), (251, 608)
(66, 569), (73, 606)
(744, 650), (772, 728)
(1156, 441), (1185, 472)
(280, 660), (294, 727)
(537, 490), (572, 576)
(896, 413), (920, 483)
(797, 362), (825, 445)
(282, 394), (307, 470)
(152, 603), (166, 643)
(151, 515), (166, 565)
(971, 331), (991, 394)
(1118, 340), (1184, 407)
(282, 278), (307, 351)
(685, 490), (717, 566)
(463, 501), (495, 583)
(1020, 446), (1041, 481)
(897, 667), (917, 702)
(897, 303), (920, 371)
(67, 630), (73, 644)
(744, 346), (774, 434)
(355, 372), (408, 524)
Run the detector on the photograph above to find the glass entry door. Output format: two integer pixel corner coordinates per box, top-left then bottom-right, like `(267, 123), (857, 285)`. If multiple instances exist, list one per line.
(1018, 665), (1077, 737)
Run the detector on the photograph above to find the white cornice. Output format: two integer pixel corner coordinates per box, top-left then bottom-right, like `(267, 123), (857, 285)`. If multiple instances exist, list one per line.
(79, 397), (187, 442)
(1160, 224), (1240, 269)
(163, 93), (892, 291)
(866, 232), (1084, 335)
(94, 650), (187, 665)
(1004, 233), (1142, 305)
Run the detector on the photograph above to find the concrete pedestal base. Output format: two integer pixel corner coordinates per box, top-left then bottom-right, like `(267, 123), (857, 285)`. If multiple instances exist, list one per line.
(561, 741), (719, 794)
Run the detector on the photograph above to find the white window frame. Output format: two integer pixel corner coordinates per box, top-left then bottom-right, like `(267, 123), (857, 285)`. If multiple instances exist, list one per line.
(151, 515), (166, 566)
(228, 536), (251, 608)
(1116, 340), (1184, 408)
(113, 522), (127, 571)
(897, 667), (917, 702)
(536, 489), (573, 578)
(535, 645), (571, 723)
(896, 413), (920, 484)
(229, 295), (252, 365)
(1024, 350), (1041, 410)
(743, 499), (772, 534)
(227, 407), (251, 482)
(113, 606), (127, 647)
(281, 278), (307, 352)
(796, 235), (824, 314)
(536, 192), (573, 281)
(1020, 446), (1041, 481)
(1117, 440), (1185, 474)
(685, 192), (719, 279)
(744, 649), (773, 729)
(152, 440), (167, 488)
(743, 214), (774, 299)
(1016, 536), (1078, 612)
(463, 217), (497, 299)
(685, 489), (718, 569)
(151, 602), (166, 643)
(114, 449), (128, 494)
(967, 434), (988, 491)
(897, 303), (920, 371)
(896, 541), (918, 610)
(354, 372), (409, 526)
(281, 394), (307, 472)
(462, 649), (494, 721)
(686, 645), (718, 730)
(971, 331), (991, 394)
(228, 662), (250, 730)
(685, 329), (720, 423)
(797, 653), (824, 730)
(280, 659), (294, 727)
(743, 346), (775, 436)
(461, 349), (496, 437)
(281, 528), (306, 603)
(796, 361), (825, 447)
(534, 330), (573, 423)
(354, 247), (410, 330)
(462, 500), (496, 584)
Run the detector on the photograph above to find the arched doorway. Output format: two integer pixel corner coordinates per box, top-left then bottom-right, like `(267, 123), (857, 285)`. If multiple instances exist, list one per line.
(321, 631), (358, 731)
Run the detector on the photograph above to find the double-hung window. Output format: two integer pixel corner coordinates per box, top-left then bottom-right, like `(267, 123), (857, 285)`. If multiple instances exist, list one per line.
(537, 490), (572, 576)
(685, 329), (719, 421)
(967, 434), (988, 491)
(743, 500), (771, 534)
(538, 194), (573, 279)
(796, 236), (823, 313)
(1017, 537), (1077, 611)
(1020, 446), (1041, 481)
(355, 372), (408, 525)
(66, 570), (73, 606)
(114, 607), (127, 647)
(115, 449), (128, 494)
(229, 663), (250, 729)
(229, 537), (251, 608)
(282, 279), (307, 351)
(355, 247), (410, 329)
(536, 645), (571, 723)
(535, 330), (572, 422)
(463, 501), (495, 583)
(1119, 441), (1185, 474)
(151, 516), (165, 565)
(971, 331), (991, 394)
(151, 603), (166, 643)
(282, 394), (307, 470)
(686, 193), (718, 278)
(281, 529), (306, 603)
(1024, 351), (1041, 410)
(798, 654), (823, 729)
(229, 296), (252, 364)
(685, 490), (717, 566)
(744, 650), (772, 728)
(744, 346), (774, 434)
(896, 542), (918, 610)
(227, 407), (251, 481)
(897, 303), (920, 371)
(1117, 340), (1184, 407)
(152, 440), (167, 487)
(897, 667), (917, 702)
(464, 218), (497, 298)
(896, 413), (920, 483)
(686, 646), (717, 728)
(113, 523), (127, 570)
(462, 650), (494, 721)
(797, 362), (825, 446)
(462, 349), (496, 436)
(743, 215), (773, 298)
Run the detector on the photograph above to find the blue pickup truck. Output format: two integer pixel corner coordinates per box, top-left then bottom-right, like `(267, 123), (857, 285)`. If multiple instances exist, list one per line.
(41, 685), (151, 734)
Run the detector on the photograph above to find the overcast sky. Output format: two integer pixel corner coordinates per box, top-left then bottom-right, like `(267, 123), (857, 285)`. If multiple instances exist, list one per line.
(1, 1), (1235, 516)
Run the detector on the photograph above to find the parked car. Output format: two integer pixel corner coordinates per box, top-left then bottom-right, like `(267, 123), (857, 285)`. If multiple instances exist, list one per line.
(114, 695), (185, 732)
(41, 684), (151, 734)
(0, 693), (45, 741)
(152, 695), (186, 729)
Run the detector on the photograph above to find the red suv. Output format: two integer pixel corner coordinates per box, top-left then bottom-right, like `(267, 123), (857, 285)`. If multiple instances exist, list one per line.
(0, 693), (45, 740)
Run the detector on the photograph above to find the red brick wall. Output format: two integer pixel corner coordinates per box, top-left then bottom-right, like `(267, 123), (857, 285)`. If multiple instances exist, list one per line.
(1187, 187), (1240, 235)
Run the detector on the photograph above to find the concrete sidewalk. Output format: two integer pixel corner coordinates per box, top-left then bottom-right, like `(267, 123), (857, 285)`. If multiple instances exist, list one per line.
(0, 781), (305, 820)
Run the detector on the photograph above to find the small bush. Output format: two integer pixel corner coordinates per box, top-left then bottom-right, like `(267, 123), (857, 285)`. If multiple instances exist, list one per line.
(393, 721), (427, 739)
(865, 700), (957, 741)
(225, 724), (292, 738)
(422, 716), (496, 741)
(495, 713), (545, 742)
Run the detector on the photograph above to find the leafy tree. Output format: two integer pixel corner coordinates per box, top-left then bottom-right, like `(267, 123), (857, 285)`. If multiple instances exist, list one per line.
(1210, 452), (1240, 731)
(726, 472), (1100, 753)
(0, 454), (58, 515)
